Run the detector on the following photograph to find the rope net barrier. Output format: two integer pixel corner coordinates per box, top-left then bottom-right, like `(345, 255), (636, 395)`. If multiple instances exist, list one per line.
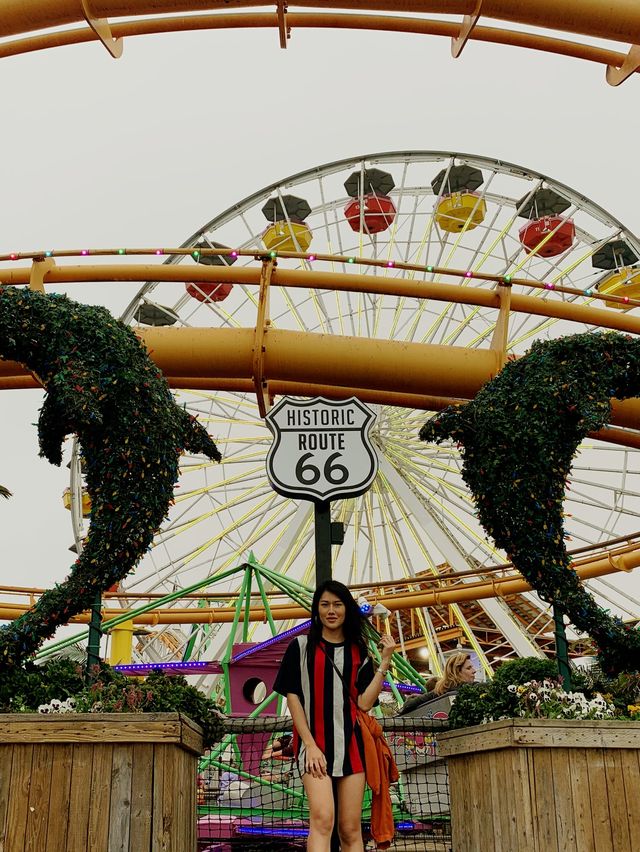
(197, 714), (452, 852)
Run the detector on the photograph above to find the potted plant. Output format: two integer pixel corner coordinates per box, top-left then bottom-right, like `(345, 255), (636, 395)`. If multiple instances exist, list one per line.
(0, 660), (225, 851)
(438, 658), (640, 852)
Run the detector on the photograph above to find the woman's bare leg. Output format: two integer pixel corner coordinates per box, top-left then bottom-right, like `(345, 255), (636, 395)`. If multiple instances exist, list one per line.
(303, 772), (335, 852)
(336, 772), (366, 852)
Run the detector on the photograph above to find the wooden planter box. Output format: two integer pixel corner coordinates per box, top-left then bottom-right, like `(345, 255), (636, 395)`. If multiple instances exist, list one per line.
(438, 719), (640, 852)
(0, 712), (203, 851)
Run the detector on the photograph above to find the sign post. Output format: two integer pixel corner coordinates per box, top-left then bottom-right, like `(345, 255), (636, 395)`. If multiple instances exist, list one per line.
(266, 396), (378, 586)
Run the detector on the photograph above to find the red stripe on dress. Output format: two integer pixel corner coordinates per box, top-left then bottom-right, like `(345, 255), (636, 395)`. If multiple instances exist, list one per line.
(347, 644), (364, 773)
(313, 642), (326, 752)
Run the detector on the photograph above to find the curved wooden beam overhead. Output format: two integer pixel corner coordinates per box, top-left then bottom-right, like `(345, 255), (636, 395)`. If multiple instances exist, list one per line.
(0, 3), (638, 84)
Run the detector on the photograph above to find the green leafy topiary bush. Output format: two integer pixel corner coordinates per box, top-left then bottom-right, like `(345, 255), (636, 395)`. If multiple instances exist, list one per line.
(421, 331), (640, 674)
(0, 285), (220, 670)
(0, 657), (85, 713)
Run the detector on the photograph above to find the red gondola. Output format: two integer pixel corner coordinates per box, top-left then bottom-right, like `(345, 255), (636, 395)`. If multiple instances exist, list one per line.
(186, 281), (233, 303)
(519, 216), (575, 257)
(344, 193), (396, 235)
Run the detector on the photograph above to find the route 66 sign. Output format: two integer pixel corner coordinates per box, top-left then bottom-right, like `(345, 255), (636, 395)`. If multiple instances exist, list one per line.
(265, 397), (379, 502)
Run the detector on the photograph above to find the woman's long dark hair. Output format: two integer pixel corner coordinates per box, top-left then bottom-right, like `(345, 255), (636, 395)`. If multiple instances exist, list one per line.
(307, 580), (368, 662)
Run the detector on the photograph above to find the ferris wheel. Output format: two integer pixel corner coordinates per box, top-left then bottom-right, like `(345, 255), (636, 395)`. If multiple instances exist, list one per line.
(61, 150), (640, 676)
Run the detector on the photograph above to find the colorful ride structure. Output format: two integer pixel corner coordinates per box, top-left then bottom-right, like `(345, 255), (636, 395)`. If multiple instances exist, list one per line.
(3, 151), (640, 681)
(3, 148), (640, 847)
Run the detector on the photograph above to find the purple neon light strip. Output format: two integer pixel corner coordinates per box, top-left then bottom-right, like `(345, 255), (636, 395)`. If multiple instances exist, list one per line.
(388, 681), (422, 694)
(113, 660), (211, 673)
(229, 603), (371, 663)
(229, 619), (312, 663)
(237, 826), (309, 838)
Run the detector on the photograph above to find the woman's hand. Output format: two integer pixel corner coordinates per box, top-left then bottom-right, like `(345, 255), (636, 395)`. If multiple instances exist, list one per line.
(379, 633), (396, 663)
(304, 743), (327, 778)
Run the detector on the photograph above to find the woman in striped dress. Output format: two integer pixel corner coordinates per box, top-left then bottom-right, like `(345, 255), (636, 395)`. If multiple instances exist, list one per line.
(274, 580), (396, 852)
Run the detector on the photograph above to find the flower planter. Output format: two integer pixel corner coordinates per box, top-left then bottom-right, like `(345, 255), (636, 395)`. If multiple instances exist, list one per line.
(438, 718), (640, 852)
(0, 712), (203, 851)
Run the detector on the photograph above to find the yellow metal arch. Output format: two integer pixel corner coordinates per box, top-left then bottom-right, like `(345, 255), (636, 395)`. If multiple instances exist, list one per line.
(3, 252), (640, 444)
(0, 2), (638, 84)
(2, 534), (639, 625)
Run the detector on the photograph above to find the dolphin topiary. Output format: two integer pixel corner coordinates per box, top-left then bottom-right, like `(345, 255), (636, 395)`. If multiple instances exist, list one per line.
(420, 331), (640, 674)
(0, 284), (220, 669)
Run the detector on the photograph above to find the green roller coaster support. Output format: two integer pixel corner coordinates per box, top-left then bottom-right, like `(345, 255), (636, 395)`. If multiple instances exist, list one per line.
(242, 565), (253, 643)
(36, 560), (254, 659)
(223, 567), (251, 663)
(254, 565), (313, 610)
(254, 570), (278, 636)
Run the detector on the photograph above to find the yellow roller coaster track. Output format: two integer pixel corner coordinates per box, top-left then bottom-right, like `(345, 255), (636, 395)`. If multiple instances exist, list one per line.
(3, 249), (640, 444)
(2, 533), (640, 625)
(0, 3), (639, 85)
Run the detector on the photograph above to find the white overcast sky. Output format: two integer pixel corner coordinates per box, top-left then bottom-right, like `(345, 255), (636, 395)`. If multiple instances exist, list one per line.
(1, 22), (639, 598)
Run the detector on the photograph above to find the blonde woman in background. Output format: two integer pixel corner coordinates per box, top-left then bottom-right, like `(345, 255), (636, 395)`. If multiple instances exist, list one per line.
(433, 652), (476, 696)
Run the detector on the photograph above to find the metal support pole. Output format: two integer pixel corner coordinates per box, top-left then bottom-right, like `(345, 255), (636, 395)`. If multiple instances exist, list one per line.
(86, 589), (102, 677)
(553, 605), (571, 690)
(314, 500), (332, 586)
(315, 497), (338, 851)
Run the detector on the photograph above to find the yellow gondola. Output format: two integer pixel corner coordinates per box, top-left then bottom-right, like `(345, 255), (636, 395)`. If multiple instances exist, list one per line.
(435, 192), (486, 233)
(62, 487), (92, 517)
(262, 221), (312, 253)
(596, 267), (640, 310)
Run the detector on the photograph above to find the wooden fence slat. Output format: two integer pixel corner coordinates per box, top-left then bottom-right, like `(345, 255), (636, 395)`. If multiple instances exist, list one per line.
(5, 744), (34, 852)
(45, 743), (73, 852)
(88, 743), (113, 850)
(162, 744), (178, 852)
(512, 746), (536, 852)
(178, 714), (205, 757)
(129, 743), (154, 851)
(188, 744), (198, 852)
(0, 744), (14, 850)
(461, 758), (481, 848)
(531, 749), (558, 852)
(67, 745), (94, 852)
(526, 741), (541, 852)
(439, 719), (640, 755)
(151, 743), (166, 851)
(24, 744), (54, 850)
(108, 745), (133, 852)
(0, 714), (184, 745)
(586, 749), (614, 852)
(178, 742), (194, 852)
(503, 749), (522, 851)
(438, 722), (515, 756)
(489, 749), (507, 852)
(620, 748), (640, 849)
(551, 748), (577, 852)
(605, 748), (632, 851)
(461, 756), (476, 852)
(472, 752), (494, 852)
(568, 747), (596, 852)
(447, 759), (465, 851)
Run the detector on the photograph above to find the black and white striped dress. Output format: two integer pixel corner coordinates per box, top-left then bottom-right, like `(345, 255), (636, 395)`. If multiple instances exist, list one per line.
(274, 635), (375, 778)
